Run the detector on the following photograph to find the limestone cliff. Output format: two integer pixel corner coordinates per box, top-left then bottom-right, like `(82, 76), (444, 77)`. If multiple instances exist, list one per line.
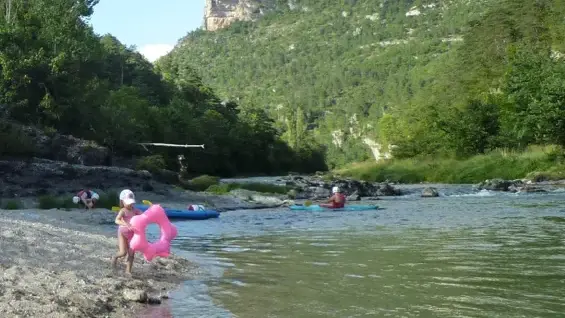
(204, 0), (273, 31)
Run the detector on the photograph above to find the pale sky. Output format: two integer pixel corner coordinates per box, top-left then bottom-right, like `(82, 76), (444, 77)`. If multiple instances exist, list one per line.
(88, 0), (205, 62)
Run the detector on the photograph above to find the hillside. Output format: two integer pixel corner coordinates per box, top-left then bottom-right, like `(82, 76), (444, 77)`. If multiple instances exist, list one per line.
(0, 0), (324, 177)
(160, 0), (565, 168)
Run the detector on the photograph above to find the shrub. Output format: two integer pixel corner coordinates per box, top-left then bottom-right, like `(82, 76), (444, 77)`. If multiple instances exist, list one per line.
(205, 182), (292, 195)
(38, 195), (63, 209)
(0, 121), (37, 157)
(136, 155), (166, 173)
(38, 195), (75, 210)
(205, 183), (233, 194)
(186, 175), (220, 191)
(236, 182), (291, 194)
(2, 199), (22, 210)
(96, 192), (119, 209)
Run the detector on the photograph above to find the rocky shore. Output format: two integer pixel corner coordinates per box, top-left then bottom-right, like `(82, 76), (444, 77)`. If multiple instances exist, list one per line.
(0, 208), (199, 318)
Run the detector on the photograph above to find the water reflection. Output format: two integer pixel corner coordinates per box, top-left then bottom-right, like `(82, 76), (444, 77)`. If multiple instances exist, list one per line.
(144, 191), (565, 317)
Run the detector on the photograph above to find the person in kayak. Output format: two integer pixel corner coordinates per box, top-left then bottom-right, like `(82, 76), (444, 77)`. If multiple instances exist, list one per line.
(72, 189), (100, 209)
(320, 186), (346, 208)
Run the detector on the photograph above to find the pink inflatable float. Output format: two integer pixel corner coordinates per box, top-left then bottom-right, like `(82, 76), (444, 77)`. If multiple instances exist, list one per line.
(129, 204), (178, 261)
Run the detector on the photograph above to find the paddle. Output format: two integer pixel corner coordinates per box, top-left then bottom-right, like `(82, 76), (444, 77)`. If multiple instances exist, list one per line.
(304, 200), (313, 207)
(111, 199), (153, 212)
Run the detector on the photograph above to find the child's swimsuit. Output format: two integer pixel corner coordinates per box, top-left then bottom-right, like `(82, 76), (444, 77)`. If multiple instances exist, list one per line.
(118, 211), (135, 241)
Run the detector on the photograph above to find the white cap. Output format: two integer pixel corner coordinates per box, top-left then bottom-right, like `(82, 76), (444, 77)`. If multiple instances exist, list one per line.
(91, 192), (99, 200)
(72, 196), (80, 204)
(119, 189), (136, 206)
(332, 186), (340, 193)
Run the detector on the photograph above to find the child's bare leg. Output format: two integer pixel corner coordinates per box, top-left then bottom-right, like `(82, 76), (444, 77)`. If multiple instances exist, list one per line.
(125, 250), (134, 274)
(111, 234), (128, 268)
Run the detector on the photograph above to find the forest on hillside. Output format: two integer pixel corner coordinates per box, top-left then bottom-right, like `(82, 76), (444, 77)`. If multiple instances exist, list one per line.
(0, 0), (325, 176)
(163, 0), (565, 168)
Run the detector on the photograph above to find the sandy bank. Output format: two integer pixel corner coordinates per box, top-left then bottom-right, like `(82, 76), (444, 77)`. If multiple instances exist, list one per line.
(0, 208), (199, 318)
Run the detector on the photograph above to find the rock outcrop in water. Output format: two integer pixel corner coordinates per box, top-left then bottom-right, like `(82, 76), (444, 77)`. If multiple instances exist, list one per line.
(279, 175), (402, 200)
(475, 178), (547, 193)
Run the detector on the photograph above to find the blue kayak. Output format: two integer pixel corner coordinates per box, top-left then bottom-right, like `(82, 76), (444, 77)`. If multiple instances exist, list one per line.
(289, 204), (378, 211)
(134, 204), (220, 220)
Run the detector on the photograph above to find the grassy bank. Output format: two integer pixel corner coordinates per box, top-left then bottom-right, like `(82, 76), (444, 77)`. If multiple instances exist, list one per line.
(183, 175), (291, 195)
(335, 146), (565, 184)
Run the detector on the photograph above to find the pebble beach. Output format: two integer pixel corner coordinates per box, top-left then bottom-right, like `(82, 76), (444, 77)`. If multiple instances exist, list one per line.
(0, 208), (199, 318)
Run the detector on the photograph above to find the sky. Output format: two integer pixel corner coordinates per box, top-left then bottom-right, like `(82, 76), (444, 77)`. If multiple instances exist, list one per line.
(88, 0), (205, 62)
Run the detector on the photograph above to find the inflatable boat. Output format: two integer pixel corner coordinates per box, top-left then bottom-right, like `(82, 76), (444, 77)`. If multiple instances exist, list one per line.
(289, 204), (379, 211)
(134, 204), (220, 220)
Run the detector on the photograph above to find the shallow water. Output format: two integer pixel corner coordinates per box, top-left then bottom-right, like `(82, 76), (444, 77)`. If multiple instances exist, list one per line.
(149, 185), (565, 317)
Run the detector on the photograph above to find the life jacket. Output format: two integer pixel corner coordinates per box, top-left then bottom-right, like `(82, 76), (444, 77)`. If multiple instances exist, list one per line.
(188, 204), (205, 211)
(331, 193), (346, 208)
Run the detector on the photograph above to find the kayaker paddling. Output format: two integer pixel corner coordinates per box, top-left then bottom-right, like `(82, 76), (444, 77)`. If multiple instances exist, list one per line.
(320, 186), (346, 208)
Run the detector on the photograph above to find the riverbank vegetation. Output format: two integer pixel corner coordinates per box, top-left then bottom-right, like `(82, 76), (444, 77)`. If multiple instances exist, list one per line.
(185, 175), (290, 194)
(335, 146), (565, 184)
(0, 0), (325, 177)
(4, 0), (565, 183)
(165, 0), (565, 181)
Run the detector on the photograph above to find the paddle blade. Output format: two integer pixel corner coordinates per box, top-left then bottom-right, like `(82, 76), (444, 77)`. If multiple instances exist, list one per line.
(304, 200), (313, 207)
(111, 206), (120, 212)
(142, 200), (152, 205)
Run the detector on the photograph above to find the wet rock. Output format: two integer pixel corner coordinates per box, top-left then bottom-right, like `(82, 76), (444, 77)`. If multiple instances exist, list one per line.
(123, 289), (148, 303)
(421, 187), (439, 198)
(476, 178), (524, 192)
(519, 185), (547, 193)
(147, 296), (162, 304)
(280, 175), (402, 200)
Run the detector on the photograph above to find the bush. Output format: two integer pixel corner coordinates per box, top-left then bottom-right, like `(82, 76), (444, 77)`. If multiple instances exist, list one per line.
(336, 145), (565, 183)
(96, 192), (119, 209)
(136, 155), (166, 173)
(38, 195), (62, 209)
(236, 182), (291, 194)
(205, 183), (233, 194)
(38, 195), (75, 210)
(0, 121), (37, 157)
(205, 182), (292, 194)
(2, 199), (22, 210)
(186, 175), (220, 191)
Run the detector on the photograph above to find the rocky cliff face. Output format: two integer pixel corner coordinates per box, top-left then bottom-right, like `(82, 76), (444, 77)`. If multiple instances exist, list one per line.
(204, 0), (272, 31)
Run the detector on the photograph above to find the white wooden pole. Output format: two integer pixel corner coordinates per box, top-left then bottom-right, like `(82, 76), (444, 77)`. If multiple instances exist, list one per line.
(138, 143), (205, 151)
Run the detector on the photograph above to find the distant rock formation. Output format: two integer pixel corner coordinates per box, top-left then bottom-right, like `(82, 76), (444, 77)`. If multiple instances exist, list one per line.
(204, 0), (273, 31)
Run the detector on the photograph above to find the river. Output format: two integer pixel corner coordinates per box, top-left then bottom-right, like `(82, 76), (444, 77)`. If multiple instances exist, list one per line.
(141, 183), (565, 317)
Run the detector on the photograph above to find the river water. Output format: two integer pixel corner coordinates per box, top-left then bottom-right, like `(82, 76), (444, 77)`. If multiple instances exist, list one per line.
(145, 183), (565, 317)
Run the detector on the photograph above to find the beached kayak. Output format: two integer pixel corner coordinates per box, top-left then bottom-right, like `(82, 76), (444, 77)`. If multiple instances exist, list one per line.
(134, 204), (220, 220)
(289, 204), (379, 211)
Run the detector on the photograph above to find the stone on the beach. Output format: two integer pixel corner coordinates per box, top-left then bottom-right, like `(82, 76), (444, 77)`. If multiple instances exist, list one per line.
(122, 289), (148, 303)
(421, 187), (439, 198)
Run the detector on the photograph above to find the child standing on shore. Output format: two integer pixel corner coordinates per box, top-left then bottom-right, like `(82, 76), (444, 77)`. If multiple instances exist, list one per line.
(111, 189), (142, 274)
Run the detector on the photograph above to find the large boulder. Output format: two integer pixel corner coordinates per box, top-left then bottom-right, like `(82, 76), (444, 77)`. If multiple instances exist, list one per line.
(421, 187), (439, 198)
(475, 178), (524, 192)
(10, 122), (110, 166)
